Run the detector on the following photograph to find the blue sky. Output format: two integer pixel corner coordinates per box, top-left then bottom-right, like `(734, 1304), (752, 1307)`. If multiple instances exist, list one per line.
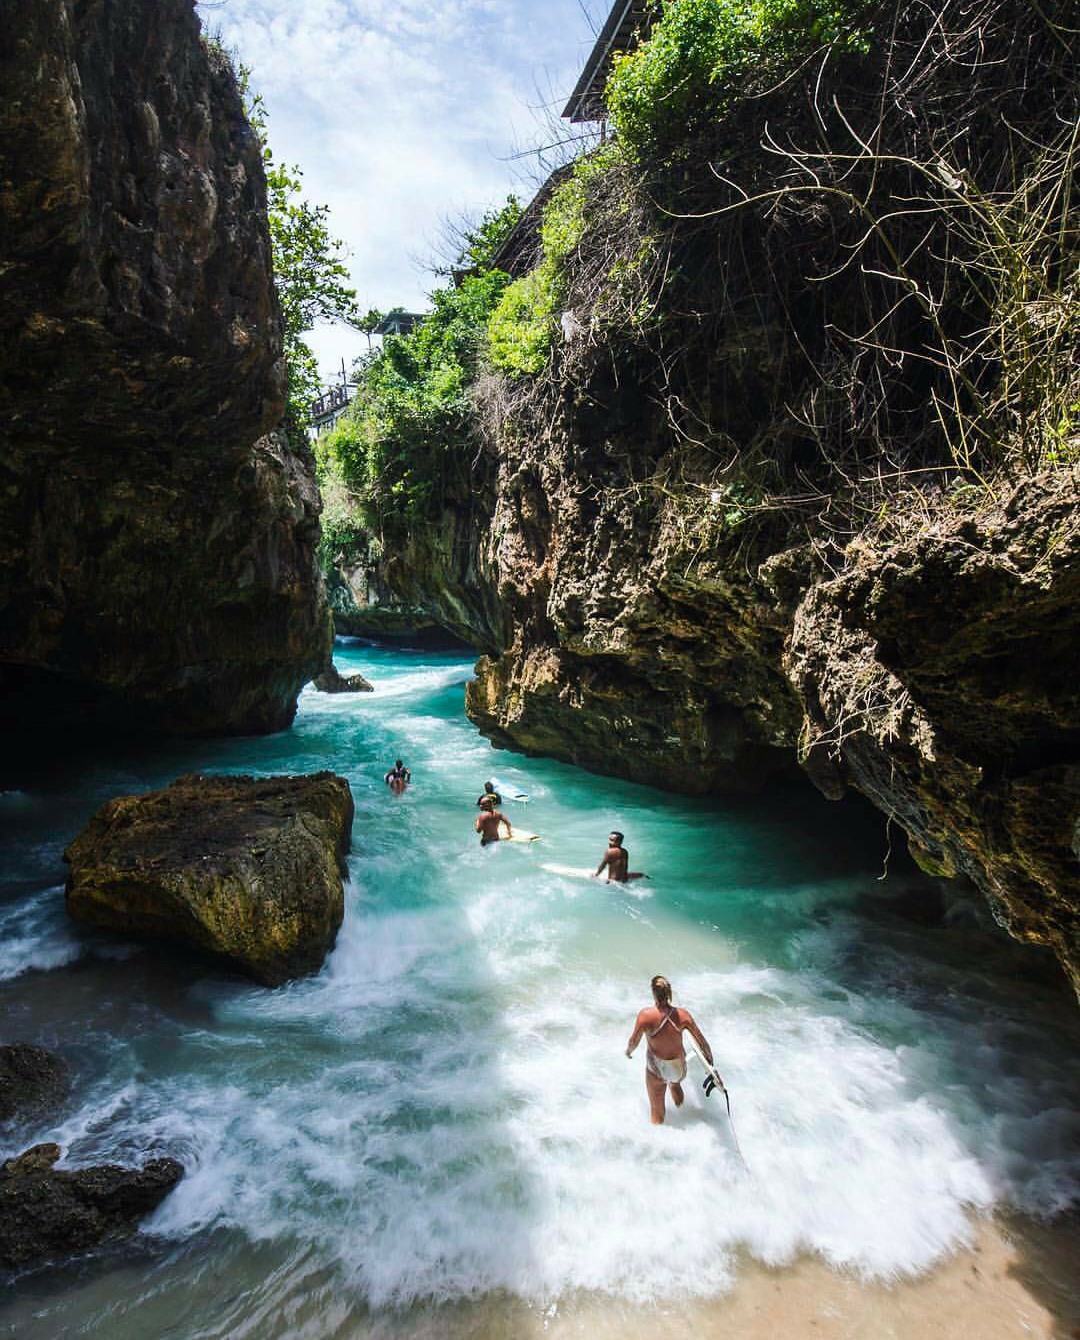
(205, 0), (609, 381)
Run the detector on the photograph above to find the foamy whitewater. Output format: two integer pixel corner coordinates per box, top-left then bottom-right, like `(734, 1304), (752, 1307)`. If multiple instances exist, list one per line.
(2, 640), (1079, 1336)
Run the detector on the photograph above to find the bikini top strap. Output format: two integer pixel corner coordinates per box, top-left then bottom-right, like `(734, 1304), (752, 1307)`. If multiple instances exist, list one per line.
(647, 1006), (681, 1039)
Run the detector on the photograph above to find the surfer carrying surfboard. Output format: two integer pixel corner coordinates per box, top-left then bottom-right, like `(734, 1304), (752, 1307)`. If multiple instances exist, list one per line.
(384, 759), (411, 794)
(476, 781), (502, 807)
(592, 831), (646, 882)
(625, 975), (717, 1125)
(475, 794), (513, 846)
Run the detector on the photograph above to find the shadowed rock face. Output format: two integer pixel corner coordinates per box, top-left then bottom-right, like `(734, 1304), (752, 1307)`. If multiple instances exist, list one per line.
(0, 1143), (183, 1270)
(786, 472), (1080, 998)
(0, 0), (331, 735)
(65, 772), (355, 985)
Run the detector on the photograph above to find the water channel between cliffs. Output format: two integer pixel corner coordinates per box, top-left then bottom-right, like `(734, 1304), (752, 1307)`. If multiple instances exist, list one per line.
(2, 638), (1079, 1338)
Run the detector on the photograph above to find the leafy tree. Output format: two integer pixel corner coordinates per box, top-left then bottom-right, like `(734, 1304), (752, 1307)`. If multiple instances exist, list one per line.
(319, 198), (520, 529)
(266, 160), (358, 443)
(239, 68), (359, 446)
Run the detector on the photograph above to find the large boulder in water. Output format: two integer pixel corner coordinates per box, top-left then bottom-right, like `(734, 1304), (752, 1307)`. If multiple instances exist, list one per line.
(0, 1142), (183, 1269)
(64, 773), (354, 986)
(0, 1045), (69, 1126)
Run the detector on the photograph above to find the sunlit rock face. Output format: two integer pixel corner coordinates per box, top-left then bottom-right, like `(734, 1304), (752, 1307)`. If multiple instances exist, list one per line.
(65, 772), (355, 985)
(462, 415), (1079, 992)
(0, 0), (330, 736)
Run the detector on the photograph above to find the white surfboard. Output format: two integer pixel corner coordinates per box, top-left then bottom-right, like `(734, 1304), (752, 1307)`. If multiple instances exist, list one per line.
(488, 775), (529, 803)
(541, 862), (595, 880)
(541, 862), (652, 897)
(505, 829), (540, 844)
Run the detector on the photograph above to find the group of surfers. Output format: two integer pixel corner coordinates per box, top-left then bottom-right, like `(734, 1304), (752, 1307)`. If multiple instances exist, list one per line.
(472, 780), (647, 881)
(383, 756), (721, 1124)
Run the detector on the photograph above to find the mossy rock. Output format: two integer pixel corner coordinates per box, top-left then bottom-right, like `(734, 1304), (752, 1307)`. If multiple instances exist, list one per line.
(64, 773), (354, 986)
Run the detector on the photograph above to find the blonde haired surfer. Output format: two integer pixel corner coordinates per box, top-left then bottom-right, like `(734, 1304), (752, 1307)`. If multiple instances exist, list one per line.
(475, 793), (513, 846)
(625, 975), (717, 1125)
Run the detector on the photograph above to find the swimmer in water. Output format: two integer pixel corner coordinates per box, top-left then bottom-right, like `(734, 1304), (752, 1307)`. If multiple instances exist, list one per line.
(592, 831), (645, 882)
(625, 975), (717, 1125)
(475, 794), (512, 846)
(384, 759), (411, 794)
(476, 780), (502, 808)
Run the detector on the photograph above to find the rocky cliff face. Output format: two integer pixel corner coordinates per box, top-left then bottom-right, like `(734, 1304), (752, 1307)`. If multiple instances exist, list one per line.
(455, 408), (1079, 992)
(465, 407), (801, 792)
(785, 471), (1080, 996)
(0, 0), (330, 735)
(325, 475), (508, 649)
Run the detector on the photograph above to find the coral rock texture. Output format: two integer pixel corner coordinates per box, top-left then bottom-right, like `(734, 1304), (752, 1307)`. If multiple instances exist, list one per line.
(0, 1045), (70, 1126)
(0, 1142), (183, 1269)
(0, 0), (331, 735)
(786, 472), (1080, 996)
(65, 772), (354, 985)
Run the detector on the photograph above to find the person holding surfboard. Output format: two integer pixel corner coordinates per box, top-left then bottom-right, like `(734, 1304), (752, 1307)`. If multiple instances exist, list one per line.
(625, 975), (717, 1125)
(592, 831), (645, 882)
(476, 781), (502, 807)
(475, 794), (513, 846)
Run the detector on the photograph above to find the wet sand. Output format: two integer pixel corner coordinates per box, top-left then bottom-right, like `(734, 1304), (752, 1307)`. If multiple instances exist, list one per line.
(351, 1213), (1080, 1340)
(2, 1211), (1077, 1338)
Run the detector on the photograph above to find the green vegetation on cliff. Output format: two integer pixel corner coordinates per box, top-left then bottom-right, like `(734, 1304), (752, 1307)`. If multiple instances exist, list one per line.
(234, 65), (359, 446)
(315, 199), (520, 554)
(605, 0), (872, 159)
(480, 0), (1078, 529)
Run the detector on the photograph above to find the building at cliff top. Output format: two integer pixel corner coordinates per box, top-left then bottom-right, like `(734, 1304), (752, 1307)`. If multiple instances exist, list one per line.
(490, 0), (655, 280)
(311, 383), (351, 439)
(374, 310), (425, 337)
(562, 0), (656, 123)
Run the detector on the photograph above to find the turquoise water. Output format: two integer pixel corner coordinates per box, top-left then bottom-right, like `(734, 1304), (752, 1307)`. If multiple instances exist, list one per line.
(2, 639), (1079, 1336)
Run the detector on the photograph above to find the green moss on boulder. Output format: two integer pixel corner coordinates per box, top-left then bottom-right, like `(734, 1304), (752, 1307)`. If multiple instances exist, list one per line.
(65, 773), (354, 986)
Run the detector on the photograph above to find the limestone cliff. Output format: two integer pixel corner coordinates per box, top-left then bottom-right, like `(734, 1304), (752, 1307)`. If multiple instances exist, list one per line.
(0, 0), (331, 735)
(324, 470), (507, 649)
(785, 472), (1080, 995)
(458, 399), (1079, 995)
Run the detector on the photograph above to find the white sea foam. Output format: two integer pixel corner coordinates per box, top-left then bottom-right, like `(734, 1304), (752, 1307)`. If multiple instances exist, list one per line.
(130, 874), (1074, 1307)
(0, 885), (83, 981)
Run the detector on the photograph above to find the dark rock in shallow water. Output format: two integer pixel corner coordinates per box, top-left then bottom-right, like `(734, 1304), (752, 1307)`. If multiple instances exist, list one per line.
(0, 1045), (69, 1125)
(0, 1146), (183, 1269)
(64, 772), (355, 986)
(313, 665), (374, 694)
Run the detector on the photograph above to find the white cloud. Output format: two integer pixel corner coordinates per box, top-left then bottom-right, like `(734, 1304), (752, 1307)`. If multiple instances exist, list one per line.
(207, 0), (610, 381)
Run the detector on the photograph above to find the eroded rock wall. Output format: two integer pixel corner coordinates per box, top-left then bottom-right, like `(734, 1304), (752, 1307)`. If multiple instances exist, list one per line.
(325, 477), (507, 649)
(457, 422), (1079, 991)
(0, 0), (331, 734)
(786, 472), (1080, 995)
(463, 365), (802, 792)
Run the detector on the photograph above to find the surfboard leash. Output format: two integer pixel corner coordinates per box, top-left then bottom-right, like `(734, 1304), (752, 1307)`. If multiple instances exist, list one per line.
(687, 1042), (750, 1172)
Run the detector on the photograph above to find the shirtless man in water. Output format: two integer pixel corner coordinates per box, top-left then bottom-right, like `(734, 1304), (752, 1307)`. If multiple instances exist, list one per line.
(475, 794), (512, 846)
(625, 975), (717, 1124)
(593, 831), (645, 882)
